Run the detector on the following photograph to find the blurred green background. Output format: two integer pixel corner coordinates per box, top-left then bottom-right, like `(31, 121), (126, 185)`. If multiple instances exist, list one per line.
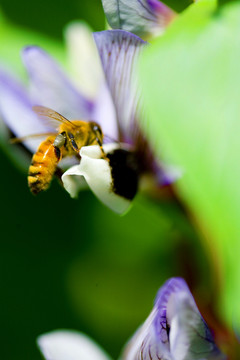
(0, 1), (213, 360)
(0, 0), (191, 39)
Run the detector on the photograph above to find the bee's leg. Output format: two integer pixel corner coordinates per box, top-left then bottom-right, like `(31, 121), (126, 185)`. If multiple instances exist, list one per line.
(54, 146), (62, 161)
(53, 132), (67, 161)
(95, 137), (107, 159)
(68, 132), (79, 152)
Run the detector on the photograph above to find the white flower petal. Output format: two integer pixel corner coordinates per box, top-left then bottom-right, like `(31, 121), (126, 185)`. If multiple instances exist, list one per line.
(61, 164), (88, 198)
(62, 144), (135, 214)
(37, 330), (111, 360)
(64, 22), (104, 99)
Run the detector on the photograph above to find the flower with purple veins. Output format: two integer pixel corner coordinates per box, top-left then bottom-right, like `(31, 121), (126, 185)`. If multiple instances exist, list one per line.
(37, 277), (226, 360)
(0, 4), (179, 214)
(62, 29), (180, 214)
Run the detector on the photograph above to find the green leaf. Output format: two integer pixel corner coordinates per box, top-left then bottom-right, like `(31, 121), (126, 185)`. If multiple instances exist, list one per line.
(163, 0), (192, 13)
(0, 11), (66, 79)
(139, 0), (240, 332)
(219, 0), (239, 7)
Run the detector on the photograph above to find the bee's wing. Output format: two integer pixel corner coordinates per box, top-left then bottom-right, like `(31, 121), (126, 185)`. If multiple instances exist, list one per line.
(10, 132), (57, 144)
(33, 105), (77, 129)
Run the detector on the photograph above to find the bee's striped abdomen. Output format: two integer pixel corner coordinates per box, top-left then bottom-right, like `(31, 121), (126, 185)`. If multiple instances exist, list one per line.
(28, 136), (60, 194)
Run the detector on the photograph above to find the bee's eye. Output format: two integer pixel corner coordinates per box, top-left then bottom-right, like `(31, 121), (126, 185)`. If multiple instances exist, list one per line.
(93, 125), (102, 135)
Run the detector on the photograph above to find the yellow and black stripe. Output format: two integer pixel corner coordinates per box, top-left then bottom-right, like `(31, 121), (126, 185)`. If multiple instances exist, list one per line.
(28, 136), (60, 194)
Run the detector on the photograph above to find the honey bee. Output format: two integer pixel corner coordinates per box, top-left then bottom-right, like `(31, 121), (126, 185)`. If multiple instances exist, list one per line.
(24, 106), (104, 194)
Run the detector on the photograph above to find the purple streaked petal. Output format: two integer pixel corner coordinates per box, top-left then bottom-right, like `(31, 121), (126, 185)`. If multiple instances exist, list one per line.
(94, 30), (146, 143)
(0, 70), (54, 152)
(123, 308), (171, 360)
(155, 278), (226, 360)
(22, 46), (94, 120)
(123, 278), (225, 360)
(154, 278), (195, 342)
(101, 0), (175, 38)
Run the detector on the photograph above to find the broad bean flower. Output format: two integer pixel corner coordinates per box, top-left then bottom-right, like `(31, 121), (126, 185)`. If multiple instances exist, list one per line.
(0, 1), (178, 214)
(37, 278), (226, 360)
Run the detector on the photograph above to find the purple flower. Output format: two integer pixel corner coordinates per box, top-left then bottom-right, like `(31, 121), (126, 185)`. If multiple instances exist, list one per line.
(37, 278), (226, 360)
(0, 0), (180, 214)
(0, 23), (180, 214)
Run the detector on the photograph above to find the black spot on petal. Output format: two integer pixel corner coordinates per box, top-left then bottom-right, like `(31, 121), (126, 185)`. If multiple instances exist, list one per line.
(107, 149), (139, 200)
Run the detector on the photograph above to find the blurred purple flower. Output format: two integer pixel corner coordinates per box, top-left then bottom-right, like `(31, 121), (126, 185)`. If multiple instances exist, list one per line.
(37, 277), (226, 360)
